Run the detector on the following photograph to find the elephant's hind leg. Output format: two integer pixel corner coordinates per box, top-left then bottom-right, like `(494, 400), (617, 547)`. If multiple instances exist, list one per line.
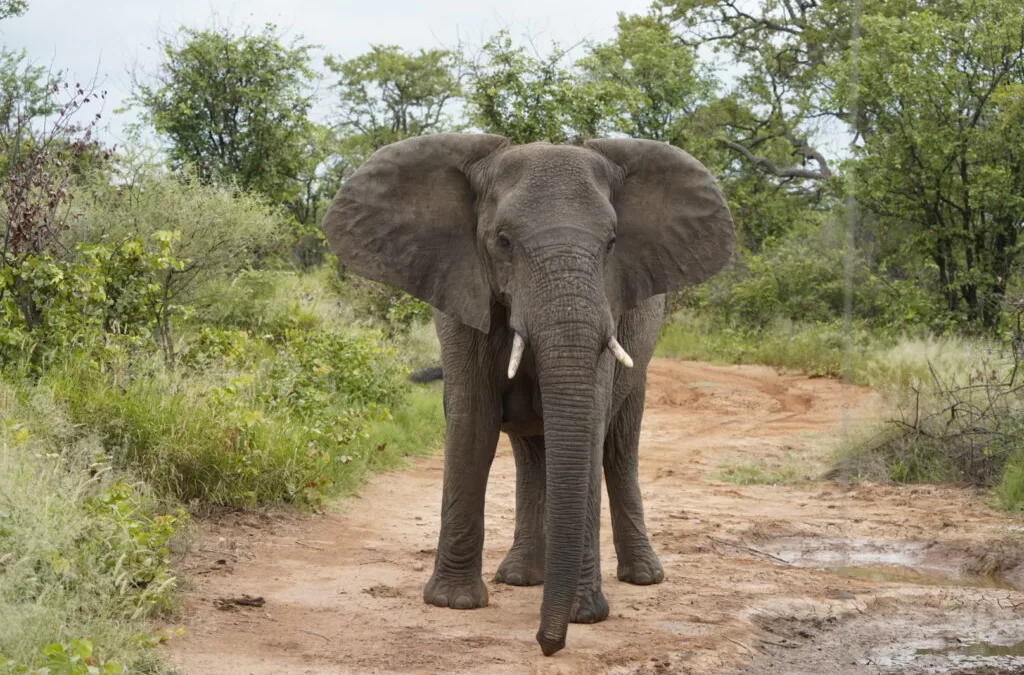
(604, 384), (664, 586)
(495, 434), (546, 586)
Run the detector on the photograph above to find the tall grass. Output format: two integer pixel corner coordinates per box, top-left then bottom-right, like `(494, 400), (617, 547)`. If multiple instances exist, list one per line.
(656, 310), (879, 382)
(0, 382), (180, 673)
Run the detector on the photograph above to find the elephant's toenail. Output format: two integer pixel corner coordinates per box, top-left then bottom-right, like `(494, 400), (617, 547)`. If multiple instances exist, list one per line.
(453, 595), (478, 609)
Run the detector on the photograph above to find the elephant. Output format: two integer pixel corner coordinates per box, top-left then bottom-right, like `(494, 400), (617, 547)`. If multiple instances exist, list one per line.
(320, 133), (734, 656)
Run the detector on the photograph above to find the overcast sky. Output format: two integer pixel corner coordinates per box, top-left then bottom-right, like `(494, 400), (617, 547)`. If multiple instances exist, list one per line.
(1, 0), (654, 144)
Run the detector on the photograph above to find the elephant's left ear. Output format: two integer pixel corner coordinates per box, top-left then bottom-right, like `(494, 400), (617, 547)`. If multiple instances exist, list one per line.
(584, 138), (735, 316)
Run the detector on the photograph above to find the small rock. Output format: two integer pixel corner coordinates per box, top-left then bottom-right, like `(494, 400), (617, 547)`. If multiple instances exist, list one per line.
(412, 562), (425, 572)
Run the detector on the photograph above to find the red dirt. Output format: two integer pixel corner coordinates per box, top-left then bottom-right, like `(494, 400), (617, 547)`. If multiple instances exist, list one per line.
(165, 359), (1024, 674)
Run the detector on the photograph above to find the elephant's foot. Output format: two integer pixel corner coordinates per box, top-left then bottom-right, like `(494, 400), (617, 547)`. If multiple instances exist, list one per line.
(423, 573), (489, 609)
(569, 587), (609, 624)
(494, 548), (544, 586)
(616, 545), (665, 585)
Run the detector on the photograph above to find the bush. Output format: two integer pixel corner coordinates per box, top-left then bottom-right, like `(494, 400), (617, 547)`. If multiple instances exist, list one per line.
(693, 218), (940, 334)
(68, 168), (288, 307)
(44, 325), (407, 507)
(831, 343), (1024, 507)
(0, 381), (180, 673)
(0, 234), (188, 368)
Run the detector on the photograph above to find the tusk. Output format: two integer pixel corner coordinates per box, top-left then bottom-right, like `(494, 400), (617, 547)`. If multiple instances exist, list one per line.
(607, 337), (634, 368)
(508, 333), (526, 379)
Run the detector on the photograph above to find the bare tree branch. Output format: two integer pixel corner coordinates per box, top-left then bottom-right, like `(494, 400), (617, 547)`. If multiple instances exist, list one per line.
(716, 137), (832, 180)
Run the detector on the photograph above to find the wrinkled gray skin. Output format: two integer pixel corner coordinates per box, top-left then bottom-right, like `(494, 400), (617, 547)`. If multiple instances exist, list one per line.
(321, 133), (734, 656)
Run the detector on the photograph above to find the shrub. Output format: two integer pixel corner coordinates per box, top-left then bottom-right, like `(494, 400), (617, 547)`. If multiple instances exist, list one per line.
(68, 167), (288, 307)
(694, 218), (940, 334)
(0, 382), (180, 673)
(832, 345), (1024, 501)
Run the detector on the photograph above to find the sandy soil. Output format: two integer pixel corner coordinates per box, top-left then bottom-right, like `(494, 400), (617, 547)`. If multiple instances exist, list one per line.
(165, 359), (1024, 675)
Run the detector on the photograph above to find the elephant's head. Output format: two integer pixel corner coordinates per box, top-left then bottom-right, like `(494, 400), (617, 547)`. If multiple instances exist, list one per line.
(322, 133), (734, 654)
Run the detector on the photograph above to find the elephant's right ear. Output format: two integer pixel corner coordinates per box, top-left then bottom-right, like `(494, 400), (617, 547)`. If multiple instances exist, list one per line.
(322, 133), (509, 333)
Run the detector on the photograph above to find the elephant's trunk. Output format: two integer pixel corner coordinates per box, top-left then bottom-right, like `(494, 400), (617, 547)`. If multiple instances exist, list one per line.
(524, 247), (611, 656)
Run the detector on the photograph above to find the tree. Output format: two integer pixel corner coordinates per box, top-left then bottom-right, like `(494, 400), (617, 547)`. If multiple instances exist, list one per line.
(576, 13), (812, 249)
(463, 30), (591, 144)
(661, 0), (1024, 328)
(576, 14), (717, 147)
(132, 24), (318, 205)
(661, 0), (870, 182)
(0, 0), (26, 20)
(324, 45), (462, 156)
(844, 2), (1024, 327)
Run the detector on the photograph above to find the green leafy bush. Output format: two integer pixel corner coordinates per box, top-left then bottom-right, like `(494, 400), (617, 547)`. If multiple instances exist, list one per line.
(0, 233), (189, 368)
(696, 220), (939, 334)
(68, 168), (288, 306)
(3, 638), (124, 675)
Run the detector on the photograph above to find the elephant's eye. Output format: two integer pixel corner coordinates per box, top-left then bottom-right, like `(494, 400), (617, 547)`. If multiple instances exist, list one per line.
(606, 237), (616, 254)
(496, 233), (512, 250)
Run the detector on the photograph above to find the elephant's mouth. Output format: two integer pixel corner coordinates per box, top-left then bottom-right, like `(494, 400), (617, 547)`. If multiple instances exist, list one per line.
(501, 369), (544, 436)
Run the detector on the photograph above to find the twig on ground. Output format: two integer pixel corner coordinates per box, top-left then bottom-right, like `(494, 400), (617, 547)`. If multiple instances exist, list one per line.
(708, 536), (792, 565)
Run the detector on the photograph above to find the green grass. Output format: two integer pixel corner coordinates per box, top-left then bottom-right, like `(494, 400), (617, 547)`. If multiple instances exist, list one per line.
(995, 451), (1024, 512)
(331, 386), (445, 499)
(0, 381), (180, 674)
(656, 311), (879, 383)
(716, 458), (804, 485)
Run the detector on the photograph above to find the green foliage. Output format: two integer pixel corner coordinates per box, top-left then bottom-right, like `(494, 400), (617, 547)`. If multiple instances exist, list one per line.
(995, 450), (1024, 512)
(700, 220), (939, 332)
(131, 24), (318, 205)
(325, 45), (462, 152)
(464, 30), (590, 144)
(45, 328), (404, 507)
(842, 2), (1024, 328)
(338, 278), (432, 338)
(0, 233), (188, 367)
(3, 638), (125, 675)
(576, 13), (717, 148)
(69, 168), (287, 307)
(0, 0), (26, 21)
(717, 458), (803, 485)
(0, 49), (57, 142)
(0, 383), (180, 672)
(656, 310), (879, 381)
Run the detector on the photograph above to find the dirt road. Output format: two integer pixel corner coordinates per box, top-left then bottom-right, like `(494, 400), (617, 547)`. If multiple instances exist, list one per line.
(166, 359), (1024, 675)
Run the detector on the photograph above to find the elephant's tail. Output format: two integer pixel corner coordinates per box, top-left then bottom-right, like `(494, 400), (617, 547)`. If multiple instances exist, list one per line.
(408, 366), (443, 383)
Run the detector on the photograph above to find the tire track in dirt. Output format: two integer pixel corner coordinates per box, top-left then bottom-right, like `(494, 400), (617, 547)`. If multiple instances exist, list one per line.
(165, 359), (1024, 675)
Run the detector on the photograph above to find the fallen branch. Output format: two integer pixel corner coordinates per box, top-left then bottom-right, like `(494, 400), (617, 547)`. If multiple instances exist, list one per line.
(708, 536), (792, 565)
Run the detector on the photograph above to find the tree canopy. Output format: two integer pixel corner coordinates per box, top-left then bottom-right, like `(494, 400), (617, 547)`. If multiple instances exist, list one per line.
(132, 24), (318, 205)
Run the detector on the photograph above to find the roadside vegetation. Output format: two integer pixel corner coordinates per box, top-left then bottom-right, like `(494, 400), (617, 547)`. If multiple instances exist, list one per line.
(1, 0), (1022, 669)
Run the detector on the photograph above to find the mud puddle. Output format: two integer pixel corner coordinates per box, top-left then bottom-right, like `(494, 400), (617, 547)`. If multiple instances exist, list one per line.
(916, 638), (1024, 658)
(759, 536), (1023, 591)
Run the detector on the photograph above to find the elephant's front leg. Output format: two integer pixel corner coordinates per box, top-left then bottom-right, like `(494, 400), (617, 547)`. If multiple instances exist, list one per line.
(604, 384), (664, 586)
(495, 434), (546, 586)
(424, 382), (502, 610)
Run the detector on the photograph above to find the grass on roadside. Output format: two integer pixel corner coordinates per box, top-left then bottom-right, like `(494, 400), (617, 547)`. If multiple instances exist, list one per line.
(716, 458), (805, 486)
(0, 381), (181, 674)
(656, 311), (880, 383)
